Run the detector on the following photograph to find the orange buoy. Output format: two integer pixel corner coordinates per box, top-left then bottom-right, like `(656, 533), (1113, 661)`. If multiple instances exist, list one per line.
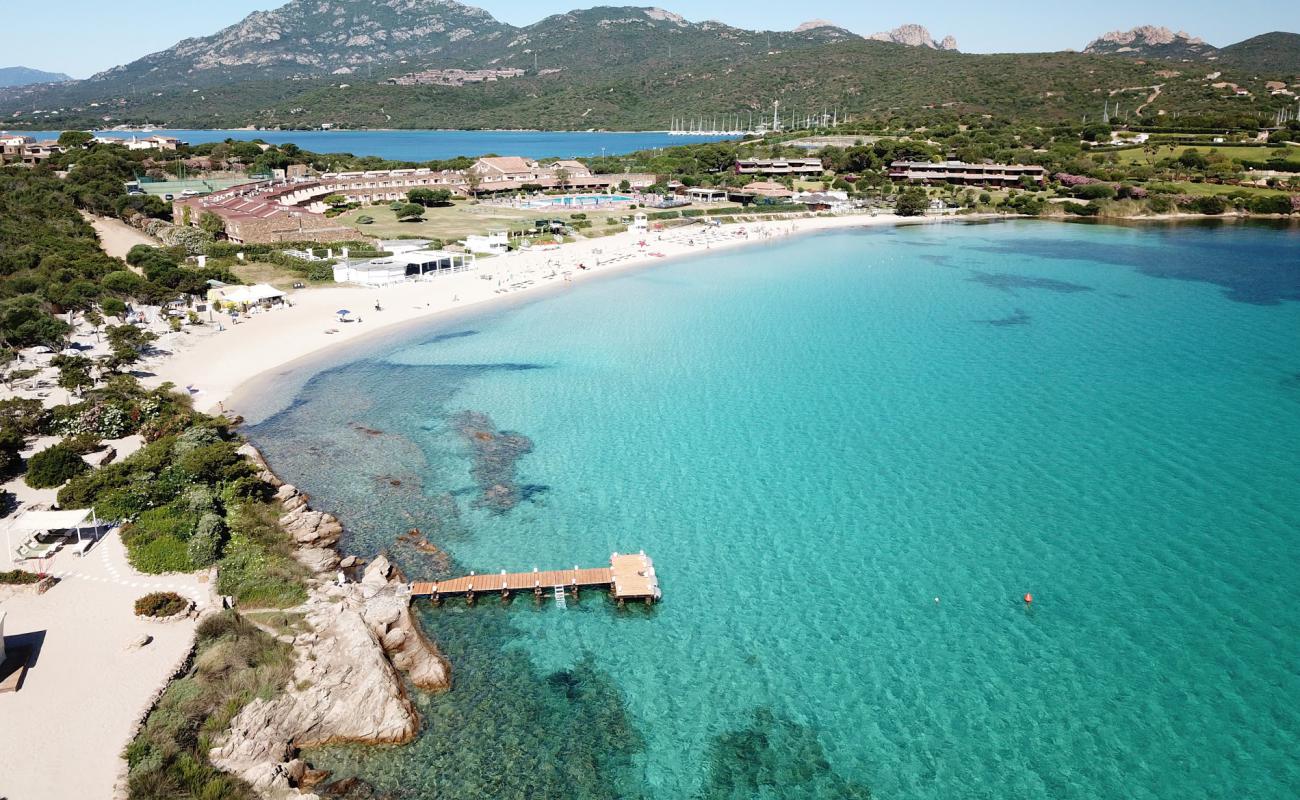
(1023, 593), (1034, 604)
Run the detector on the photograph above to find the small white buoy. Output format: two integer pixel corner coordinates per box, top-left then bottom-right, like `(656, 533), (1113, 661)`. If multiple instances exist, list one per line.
(934, 597), (940, 604)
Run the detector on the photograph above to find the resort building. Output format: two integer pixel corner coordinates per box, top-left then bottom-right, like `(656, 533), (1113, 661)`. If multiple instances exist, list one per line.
(386, 67), (526, 86)
(333, 250), (476, 287)
(0, 134), (63, 165)
(464, 232), (510, 255)
(888, 160), (1048, 186)
(686, 187), (728, 203)
(206, 283), (286, 310)
(734, 157), (825, 176)
(741, 181), (794, 199)
(173, 182), (355, 244)
(123, 135), (185, 151)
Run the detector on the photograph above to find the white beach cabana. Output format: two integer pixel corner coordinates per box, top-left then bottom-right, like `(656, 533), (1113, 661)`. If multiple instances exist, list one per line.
(5, 508), (99, 567)
(208, 283), (286, 309)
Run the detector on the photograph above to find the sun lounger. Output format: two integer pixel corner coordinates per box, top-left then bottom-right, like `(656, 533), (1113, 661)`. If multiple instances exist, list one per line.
(16, 540), (59, 560)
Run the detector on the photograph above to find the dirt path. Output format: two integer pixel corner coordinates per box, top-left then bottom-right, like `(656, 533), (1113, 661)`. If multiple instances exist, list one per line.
(80, 211), (158, 260)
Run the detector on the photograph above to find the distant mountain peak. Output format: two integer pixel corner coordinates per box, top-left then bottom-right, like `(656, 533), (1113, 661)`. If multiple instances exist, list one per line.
(868, 24), (957, 51)
(794, 19), (838, 33)
(643, 7), (687, 25)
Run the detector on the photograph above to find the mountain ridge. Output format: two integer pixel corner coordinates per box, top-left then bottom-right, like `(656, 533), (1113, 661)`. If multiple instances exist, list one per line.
(2, 5), (1296, 131)
(0, 66), (72, 88)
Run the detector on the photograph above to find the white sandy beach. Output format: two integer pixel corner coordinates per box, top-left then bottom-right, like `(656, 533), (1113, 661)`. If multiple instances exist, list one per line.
(152, 212), (964, 416)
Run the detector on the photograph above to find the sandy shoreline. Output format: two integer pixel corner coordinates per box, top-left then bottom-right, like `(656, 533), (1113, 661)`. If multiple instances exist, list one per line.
(151, 211), (976, 419)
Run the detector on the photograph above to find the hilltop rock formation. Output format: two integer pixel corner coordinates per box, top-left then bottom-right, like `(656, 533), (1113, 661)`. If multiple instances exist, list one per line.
(868, 24), (958, 51)
(1084, 26), (1220, 60)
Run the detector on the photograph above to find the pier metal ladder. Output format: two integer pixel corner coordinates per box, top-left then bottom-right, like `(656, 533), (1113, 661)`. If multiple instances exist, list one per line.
(553, 585), (567, 609)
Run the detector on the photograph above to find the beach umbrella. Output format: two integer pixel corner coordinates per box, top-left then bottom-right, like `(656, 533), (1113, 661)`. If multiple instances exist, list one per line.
(336, 309), (351, 316)
(30, 345), (52, 354)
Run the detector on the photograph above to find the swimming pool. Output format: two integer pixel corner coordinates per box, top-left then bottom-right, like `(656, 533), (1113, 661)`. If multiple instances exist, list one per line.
(526, 194), (634, 208)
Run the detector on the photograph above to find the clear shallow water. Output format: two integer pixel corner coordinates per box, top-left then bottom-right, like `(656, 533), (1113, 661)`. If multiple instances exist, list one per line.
(246, 220), (1300, 799)
(18, 129), (729, 161)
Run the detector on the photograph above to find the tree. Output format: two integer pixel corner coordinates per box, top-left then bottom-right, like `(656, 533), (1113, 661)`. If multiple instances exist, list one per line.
(104, 324), (158, 371)
(555, 168), (571, 190)
(58, 130), (94, 149)
(894, 187), (930, 217)
(198, 211), (226, 237)
(395, 203), (425, 222)
(407, 187), (453, 207)
(464, 170), (482, 198)
(52, 354), (95, 395)
(618, 179), (631, 192)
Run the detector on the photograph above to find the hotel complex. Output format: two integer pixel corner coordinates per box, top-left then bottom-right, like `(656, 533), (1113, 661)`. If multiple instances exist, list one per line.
(172, 157), (656, 243)
(888, 160), (1048, 186)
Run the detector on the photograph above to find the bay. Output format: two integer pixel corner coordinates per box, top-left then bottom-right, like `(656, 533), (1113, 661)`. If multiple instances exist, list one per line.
(15, 129), (731, 161)
(245, 219), (1300, 799)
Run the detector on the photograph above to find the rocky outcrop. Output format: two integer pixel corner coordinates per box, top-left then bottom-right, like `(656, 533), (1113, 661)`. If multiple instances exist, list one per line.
(211, 446), (451, 798)
(868, 24), (957, 51)
(1083, 26), (1220, 60)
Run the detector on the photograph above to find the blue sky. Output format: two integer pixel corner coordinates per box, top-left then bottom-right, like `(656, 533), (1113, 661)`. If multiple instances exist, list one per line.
(9, 0), (1298, 78)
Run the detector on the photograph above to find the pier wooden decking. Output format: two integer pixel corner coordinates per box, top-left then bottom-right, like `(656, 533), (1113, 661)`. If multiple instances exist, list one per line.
(410, 552), (660, 605)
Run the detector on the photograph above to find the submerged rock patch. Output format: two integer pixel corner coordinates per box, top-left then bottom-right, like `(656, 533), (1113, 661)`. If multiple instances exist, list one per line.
(452, 410), (536, 512)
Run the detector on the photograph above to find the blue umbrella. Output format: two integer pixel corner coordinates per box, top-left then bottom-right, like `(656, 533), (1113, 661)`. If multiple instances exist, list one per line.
(336, 309), (351, 315)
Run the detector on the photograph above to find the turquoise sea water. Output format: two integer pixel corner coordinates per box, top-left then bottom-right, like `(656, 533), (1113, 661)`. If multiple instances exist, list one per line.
(17, 129), (730, 161)
(244, 220), (1300, 799)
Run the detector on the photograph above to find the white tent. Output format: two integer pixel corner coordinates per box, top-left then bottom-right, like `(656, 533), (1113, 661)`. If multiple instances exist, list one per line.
(5, 508), (98, 567)
(211, 283), (285, 307)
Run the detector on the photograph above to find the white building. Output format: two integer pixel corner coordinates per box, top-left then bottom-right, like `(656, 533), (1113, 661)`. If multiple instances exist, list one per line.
(464, 231), (509, 255)
(334, 250), (476, 286)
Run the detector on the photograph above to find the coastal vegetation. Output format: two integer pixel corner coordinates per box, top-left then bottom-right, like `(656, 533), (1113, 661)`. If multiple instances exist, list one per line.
(124, 611), (293, 800)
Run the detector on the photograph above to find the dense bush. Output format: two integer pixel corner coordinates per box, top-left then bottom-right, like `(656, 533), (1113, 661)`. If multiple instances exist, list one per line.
(1073, 183), (1117, 201)
(186, 512), (227, 567)
(895, 187), (930, 217)
(133, 591), (190, 617)
(24, 443), (89, 488)
(0, 569), (42, 585)
(1183, 195), (1228, 215)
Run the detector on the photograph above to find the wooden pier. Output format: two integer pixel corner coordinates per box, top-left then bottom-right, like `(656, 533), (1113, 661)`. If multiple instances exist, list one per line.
(409, 552), (661, 606)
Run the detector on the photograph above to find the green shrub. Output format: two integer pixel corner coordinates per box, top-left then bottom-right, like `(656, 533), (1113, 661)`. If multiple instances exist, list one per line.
(0, 569), (41, 585)
(1148, 196), (1174, 214)
(25, 443), (89, 488)
(134, 591), (190, 617)
(217, 502), (308, 608)
(126, 533), (192, 574)
(62, 432), (103, 455)
(355, 215), (374, 224)
(1073, 183), (1117, 201)
(187, 512), (227, 567)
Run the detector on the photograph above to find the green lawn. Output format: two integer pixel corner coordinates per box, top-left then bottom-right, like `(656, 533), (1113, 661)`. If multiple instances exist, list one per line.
(338, 200), (632, 242)
(1151, 181), (1293, 197)
(1118, 144), (1299, 166)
